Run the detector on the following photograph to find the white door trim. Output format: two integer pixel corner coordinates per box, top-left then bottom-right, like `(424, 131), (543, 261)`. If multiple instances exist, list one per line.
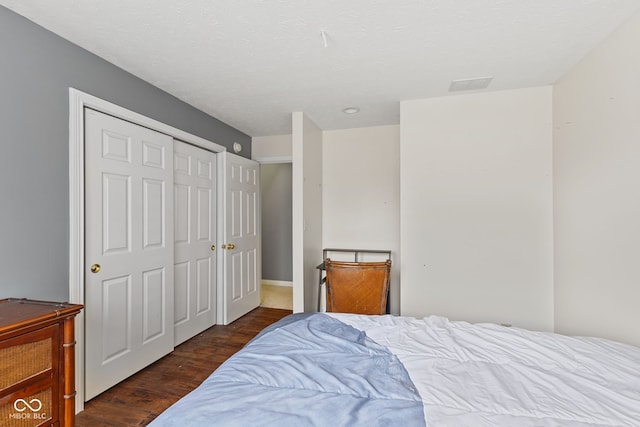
(68, 88), (226, 411)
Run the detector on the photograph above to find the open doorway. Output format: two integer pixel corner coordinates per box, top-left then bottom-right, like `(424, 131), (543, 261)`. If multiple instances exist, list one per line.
(259, 162), (293, 310)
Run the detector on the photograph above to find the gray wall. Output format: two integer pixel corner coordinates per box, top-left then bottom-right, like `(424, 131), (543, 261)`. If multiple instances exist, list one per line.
(261, 164), (293, 282)
(0, 6), (251, 301)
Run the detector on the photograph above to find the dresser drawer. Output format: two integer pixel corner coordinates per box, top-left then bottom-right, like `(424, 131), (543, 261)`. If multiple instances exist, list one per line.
(0, 386), (55, 427)
(1, 326), (58, 389)
(0, 299), (82, 427)
(0, 325), (59, 427)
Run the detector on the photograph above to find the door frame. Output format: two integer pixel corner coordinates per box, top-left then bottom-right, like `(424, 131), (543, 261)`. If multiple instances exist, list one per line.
(68, 88), (226, 411)
(252, 156), (294, 310)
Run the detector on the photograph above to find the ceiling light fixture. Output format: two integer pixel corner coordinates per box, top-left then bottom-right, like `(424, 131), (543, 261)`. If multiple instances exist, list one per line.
(342, 107), (360, 114)
(449, 76), (493, 92)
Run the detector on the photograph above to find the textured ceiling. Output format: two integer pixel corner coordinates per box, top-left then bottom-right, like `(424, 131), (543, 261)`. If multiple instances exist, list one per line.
(2, 0), (640, 137)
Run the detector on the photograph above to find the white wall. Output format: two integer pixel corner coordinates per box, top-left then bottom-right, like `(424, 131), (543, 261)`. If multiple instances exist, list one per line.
(400, 87), (554, 331)
(252, 134), (292, 161)
(322, 125), (401, 314)
(553, 11), (640, 347)
(292, 112), (323, 312)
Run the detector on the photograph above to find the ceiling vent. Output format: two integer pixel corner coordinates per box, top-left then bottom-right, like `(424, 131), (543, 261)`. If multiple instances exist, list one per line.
(449, 77), (493, 92)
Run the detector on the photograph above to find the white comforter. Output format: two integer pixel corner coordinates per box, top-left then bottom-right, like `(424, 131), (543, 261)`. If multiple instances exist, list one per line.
(328, 313), (640, 427)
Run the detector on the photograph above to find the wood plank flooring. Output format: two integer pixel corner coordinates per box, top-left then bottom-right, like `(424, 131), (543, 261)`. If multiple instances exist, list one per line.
(75, 307), (292, 427)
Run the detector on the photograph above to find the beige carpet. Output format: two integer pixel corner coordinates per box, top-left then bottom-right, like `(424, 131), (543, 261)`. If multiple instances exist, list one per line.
(260, 284), (293, 310)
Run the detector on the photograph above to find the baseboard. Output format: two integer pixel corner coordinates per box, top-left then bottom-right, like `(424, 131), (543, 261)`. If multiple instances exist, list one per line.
(261, 280), (293, 288)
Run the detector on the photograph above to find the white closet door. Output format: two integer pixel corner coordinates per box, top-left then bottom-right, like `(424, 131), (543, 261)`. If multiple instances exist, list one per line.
(220, 152), (261, 324)
(84, 109), (174, 400)
(174, 141), (217, 345)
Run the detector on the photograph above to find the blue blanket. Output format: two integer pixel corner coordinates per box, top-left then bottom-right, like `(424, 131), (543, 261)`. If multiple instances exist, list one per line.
(150, 313), (425, 426)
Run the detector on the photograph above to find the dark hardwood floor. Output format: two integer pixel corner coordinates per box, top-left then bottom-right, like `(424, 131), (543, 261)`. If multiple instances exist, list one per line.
(75, 307), (292, 427)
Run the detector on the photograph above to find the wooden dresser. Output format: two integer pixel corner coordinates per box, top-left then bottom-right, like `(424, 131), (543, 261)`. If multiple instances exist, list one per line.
(0, 299), (83, 427)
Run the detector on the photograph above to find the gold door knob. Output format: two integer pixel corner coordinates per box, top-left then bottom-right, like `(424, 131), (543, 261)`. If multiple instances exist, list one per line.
(226, 243), (235, 250)
(211, 245), (216, 251)
(90, 264), (101, 274)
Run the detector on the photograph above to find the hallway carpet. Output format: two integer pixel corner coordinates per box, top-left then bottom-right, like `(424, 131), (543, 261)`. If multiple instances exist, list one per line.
(260, 283), (293, 310)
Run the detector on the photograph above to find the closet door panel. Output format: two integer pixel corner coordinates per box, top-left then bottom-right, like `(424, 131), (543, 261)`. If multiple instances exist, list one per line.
(174, 141), (217, 345)
(85, 109), (174, 400)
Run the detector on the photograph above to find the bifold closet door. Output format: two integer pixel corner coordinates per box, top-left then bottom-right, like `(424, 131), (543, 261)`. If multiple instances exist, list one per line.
(173, 141), (217, 345)
(84, 109), (174, 400)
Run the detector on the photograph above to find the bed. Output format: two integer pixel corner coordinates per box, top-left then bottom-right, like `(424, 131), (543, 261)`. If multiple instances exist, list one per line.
(149, 312), (640, 426)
